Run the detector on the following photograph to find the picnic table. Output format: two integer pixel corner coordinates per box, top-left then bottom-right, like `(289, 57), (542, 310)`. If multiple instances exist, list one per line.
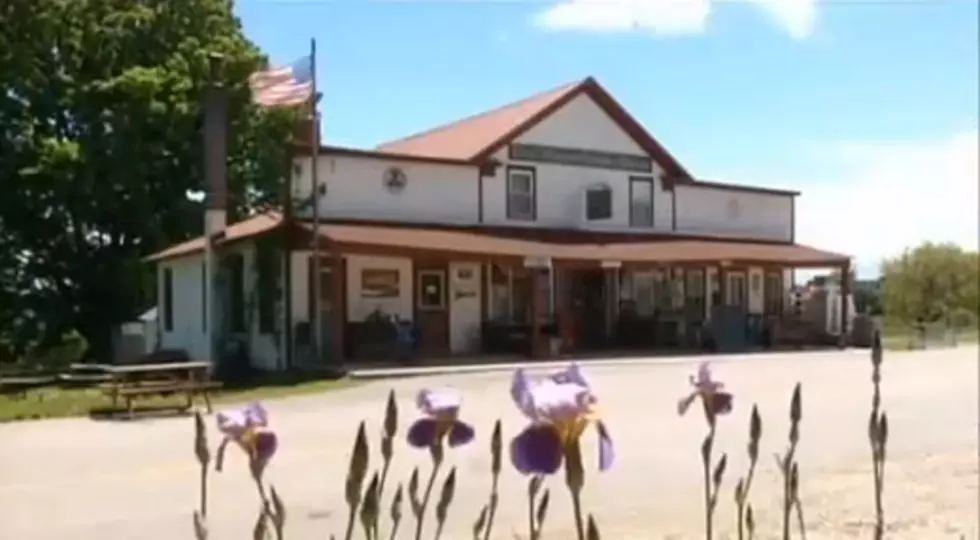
(71, 361), (221, 418)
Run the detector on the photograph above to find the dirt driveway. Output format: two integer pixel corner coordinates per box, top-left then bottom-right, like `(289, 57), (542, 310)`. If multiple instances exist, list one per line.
(0, 348), (976, 539)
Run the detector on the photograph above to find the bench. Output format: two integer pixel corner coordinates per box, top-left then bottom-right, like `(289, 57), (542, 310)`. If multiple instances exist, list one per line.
(78, 359), (218, 418)
(103, 379), (222, 418)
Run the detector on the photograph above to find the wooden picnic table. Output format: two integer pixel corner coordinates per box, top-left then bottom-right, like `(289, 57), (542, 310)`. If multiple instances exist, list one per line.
(71, 361), (220, 418)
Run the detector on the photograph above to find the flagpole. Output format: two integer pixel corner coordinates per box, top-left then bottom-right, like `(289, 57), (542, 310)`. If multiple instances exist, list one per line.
(309, 37), (322, 367)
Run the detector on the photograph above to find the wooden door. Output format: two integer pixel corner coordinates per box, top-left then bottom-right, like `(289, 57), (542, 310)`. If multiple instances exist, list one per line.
(414, 262), (450, 356)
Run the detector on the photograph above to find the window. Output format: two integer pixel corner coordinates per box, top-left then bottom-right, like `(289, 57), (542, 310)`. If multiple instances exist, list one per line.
(506, 167), (536, 221)
(163, 267), (174, 332)
(225, 253), (246, 333)
(417, 270), (447, 310)
(629, 176), (654, 227)
(685, 269), (705, 310)
(201, 263), (207, 333)
(487, 264), (552, 323)
(585, 185), (612, 220)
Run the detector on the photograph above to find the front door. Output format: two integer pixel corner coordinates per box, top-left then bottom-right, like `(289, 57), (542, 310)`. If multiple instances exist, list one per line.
(414, 262), (450, 356)
(571, 269), (607, 350)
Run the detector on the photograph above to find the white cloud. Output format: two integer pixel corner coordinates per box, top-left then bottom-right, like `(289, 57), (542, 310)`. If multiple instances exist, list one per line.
(747, 0), (816, 39)
(533, 0), (817, 39)
(794, 129), (979, 278)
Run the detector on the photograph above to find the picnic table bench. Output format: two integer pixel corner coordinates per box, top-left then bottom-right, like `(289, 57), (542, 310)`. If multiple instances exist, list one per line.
(72, 361), (221, 418)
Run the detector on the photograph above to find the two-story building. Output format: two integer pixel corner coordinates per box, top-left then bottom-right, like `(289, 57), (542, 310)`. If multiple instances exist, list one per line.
(146, 77), (852, 370)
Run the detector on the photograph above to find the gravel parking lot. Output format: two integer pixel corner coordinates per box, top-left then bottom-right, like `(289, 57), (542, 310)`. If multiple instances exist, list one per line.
(1, 348), (976, 540)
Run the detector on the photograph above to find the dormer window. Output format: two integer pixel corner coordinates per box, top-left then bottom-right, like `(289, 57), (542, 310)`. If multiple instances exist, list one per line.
(585, 184), (612, 221)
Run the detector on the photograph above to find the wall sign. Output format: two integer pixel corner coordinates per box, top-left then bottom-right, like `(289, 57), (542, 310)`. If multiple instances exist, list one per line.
(509, 143), (653, 173)
(523, 256), (552, 269)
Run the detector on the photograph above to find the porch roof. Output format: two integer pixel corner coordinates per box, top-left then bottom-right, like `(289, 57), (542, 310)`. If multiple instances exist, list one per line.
(143, 214), (849, 268)
(301, 222), (850, 268)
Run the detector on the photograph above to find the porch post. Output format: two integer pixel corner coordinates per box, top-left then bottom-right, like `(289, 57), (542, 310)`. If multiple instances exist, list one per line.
(839, 259), (851, 348)
(330, 250), (345, 362)
(530, 268), (548, 359)
(555, 265), (574, 354)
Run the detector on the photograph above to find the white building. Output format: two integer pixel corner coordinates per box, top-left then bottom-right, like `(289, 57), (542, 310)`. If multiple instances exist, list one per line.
(146, 77), (852, 369)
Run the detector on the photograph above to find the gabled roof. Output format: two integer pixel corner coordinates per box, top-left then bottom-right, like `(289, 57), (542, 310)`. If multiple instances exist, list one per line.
(375, 77), (694, 180)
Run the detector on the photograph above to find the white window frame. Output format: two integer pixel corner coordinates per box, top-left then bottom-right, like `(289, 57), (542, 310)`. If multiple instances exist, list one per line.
(629, 176), (654, 228)
(506, 167), (535, 221)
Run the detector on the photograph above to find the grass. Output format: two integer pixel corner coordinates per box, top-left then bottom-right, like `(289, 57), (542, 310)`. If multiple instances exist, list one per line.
(880, 326), (978, 351)
(0, 372), (358, 423)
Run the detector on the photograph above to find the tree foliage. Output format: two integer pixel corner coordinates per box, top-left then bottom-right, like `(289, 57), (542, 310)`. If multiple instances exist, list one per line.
(0, 0), (297, 360)
(880, 242), (979, 327)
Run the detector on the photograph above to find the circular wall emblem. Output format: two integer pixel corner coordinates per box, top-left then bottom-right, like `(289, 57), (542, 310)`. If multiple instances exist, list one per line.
(383, 167), (407, 193)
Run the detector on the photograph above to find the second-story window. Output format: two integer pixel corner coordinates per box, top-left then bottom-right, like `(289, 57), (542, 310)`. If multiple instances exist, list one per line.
(506, 166), (536, 221)
(629, 176), (654, 227)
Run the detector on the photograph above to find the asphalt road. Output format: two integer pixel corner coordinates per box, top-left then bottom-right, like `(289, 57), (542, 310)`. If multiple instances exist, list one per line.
(1, 348), (977, 539)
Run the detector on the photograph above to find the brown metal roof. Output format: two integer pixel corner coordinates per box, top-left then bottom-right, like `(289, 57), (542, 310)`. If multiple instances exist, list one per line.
(146, 217), (847, 268)
(373, 77), (694, 180)
(143, 212), (284, 262)
(303, 222), (849, 268)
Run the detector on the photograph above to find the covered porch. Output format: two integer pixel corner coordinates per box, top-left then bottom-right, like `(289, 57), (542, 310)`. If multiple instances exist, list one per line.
(288, 222), (852, 366)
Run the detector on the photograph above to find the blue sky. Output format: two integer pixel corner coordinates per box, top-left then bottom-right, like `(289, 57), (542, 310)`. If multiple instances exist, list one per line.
(236, 0), (978, 278)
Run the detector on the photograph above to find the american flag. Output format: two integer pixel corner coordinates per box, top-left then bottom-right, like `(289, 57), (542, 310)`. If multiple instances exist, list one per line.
(249, 55), (314, 108)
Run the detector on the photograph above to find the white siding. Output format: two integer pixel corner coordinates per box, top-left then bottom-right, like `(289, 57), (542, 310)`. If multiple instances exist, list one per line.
(292, 154), (479, 225)
(157, 242), (282, 371)
(515, 94), (646, 154)
(481, 93), (675, 232)
(158, 257), (208, 362)
(673, 185), (794, 241)
(345, 255), (414, 322)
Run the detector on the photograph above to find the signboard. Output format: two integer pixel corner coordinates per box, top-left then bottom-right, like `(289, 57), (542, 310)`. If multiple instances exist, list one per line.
(523, 256), (552, 269)
(509, 143), (653, 173)
(600, 260), (622, 269)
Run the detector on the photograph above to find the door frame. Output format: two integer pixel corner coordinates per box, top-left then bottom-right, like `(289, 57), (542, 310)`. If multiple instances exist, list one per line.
(413, 262), (450, 355)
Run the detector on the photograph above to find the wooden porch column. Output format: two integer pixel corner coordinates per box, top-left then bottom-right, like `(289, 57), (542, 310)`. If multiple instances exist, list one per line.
(529, 268), (549, 359)
(839, 259), (851, 348)
(330, 251), (345, 362)
(555, 265), (574, 354)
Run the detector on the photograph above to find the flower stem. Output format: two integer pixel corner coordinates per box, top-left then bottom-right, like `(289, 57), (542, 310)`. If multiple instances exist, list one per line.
(483, 477), (500, 540)
(199, 463), (208, 518)
(570, 490), (586, 540)
(702, 424), (717, 540)
(413, 461), (442, 540)
(736, 460), (758, 540)
(253, 476), (281, 540)
(374, 459), (392, 538)
(527, 486), (536, 540)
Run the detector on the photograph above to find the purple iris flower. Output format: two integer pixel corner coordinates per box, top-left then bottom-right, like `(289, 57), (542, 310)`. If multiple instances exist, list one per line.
(677, 362), (734, 417)
(406, 388), (475, 449)
(216, 402), (278, 477)
(509, 364), (614, 476)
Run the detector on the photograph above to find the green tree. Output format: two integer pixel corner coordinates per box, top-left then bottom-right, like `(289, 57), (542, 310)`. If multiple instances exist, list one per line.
(880, 242), (980, 327)
(0, 0), (297, 359)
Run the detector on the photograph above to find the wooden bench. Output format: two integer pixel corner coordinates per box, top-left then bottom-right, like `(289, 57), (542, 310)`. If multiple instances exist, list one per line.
(78, 360), (219, 418)
(103, 379), (222, 418)
(0, 373), (61, 399)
